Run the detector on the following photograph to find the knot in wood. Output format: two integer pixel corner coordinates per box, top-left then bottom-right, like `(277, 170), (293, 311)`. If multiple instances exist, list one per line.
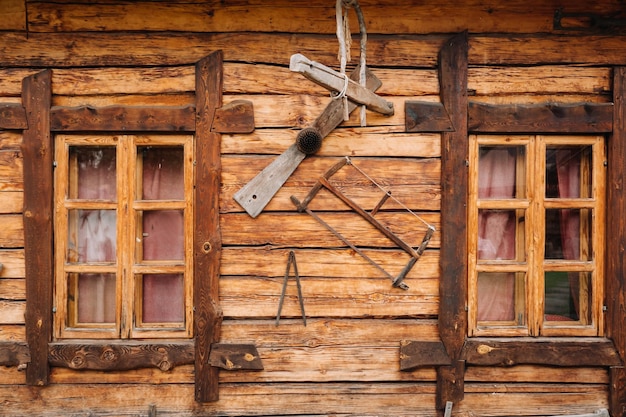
(101, 347), (117, 362)
(158, 360), (171, 371)
(296, 127), (323, 155)
(71, 354), (85, 368)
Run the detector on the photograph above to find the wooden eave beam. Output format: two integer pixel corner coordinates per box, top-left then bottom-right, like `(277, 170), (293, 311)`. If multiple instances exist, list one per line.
(462, 338), (621, 367)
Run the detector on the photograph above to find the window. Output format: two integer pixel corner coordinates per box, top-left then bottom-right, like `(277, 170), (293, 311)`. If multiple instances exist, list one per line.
(468, 135), (605, 337)
(54, 134), (194, 339)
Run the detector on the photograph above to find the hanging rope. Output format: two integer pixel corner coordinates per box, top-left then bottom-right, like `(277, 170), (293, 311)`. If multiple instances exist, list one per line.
(335, 0), (368, 126)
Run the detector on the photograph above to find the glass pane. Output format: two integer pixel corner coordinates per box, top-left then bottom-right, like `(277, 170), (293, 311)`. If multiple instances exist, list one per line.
(69, 273), (116, 325)
(478, 209), (522, 261)
(69, 146), (116, 200)
(478, 145), (525, 199)
(545, 209), (591, 260)
(141, 274), (184, 323)
(545, 146), (592, 199)
(477, 272), (524, 323)
(139, 210), (184, 261)
(545, 271), (592, 324)
(139, 146), (184, 200)
(67, 209), (117, 263)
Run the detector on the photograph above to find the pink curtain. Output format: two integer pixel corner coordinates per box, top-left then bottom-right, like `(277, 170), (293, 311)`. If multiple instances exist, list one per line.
(476, 148), (517, 321)
(75, 147), (185, 326)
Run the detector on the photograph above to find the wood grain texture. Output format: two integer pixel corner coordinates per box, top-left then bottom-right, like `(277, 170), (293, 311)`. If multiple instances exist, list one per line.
(21, 70), (53, 387)
(0, 103), (26, 129)
(0, 341), (29, 367)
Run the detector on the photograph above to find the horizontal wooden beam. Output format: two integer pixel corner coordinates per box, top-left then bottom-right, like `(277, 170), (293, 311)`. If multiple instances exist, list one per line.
(400, 340), (451, 371)
(48, 341), (195, 371)
(0, 103), (27, 130)
(50, 105), (196, 132)
(405, 101), (614, 134)
(208, 343), (263, 370)
(0, 342), (30, 367)
(462, 338), (622, 367)
(211, 99), (255, 134)
(468, 102), (614, 133)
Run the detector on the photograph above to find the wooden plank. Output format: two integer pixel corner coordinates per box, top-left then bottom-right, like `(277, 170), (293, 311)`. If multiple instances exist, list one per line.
(0, 150), (23, 192)
(0, 278), (25, 300)
(194, 51), (223, 403)
(0, 300), (25, 324)
(465, 365), (608, 384)
(0, 249), (25, 278)
(0, 103), (27, 129)
(607, 67), (626, 417)
(405, 102), (454, 132)
(0, 341), (29, 367)
(0, 132), (23, 150)
(212, 100), (255, 134)
(21, 70), (53, 387)
(209, 343), (263, 370)
(50, 105), (196, 132)
(0, 191), (23, 214)
(48, 342), (194, 371)
(0, 0), (25, 31)
(437, 31), (469, 409)
(462, 338), (621, 367)
(468, 102), (614, 133)
(400, 340), (451, 370)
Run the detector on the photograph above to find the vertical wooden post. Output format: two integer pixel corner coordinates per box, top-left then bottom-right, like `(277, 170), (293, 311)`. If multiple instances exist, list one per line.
(607, 67), (626, 417)
(437, 31), (469, 409)
(194, 50), (224, 402)
(21, 70), (53, 386)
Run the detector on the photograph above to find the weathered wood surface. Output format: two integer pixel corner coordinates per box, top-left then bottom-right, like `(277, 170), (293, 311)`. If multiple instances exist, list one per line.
(0, 150), (23, 191)
(400, 340), (451, 370)
(48, 342), (194, 371)
(0, 341), (29, 367)
(0, 103), (27, 129)
(208, 343), (263, 371)
(21, 0), (626, 35)
(0, 215), (23, 248)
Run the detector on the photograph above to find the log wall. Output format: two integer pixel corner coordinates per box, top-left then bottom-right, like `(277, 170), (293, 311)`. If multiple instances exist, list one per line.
(0, 0), (623, 415)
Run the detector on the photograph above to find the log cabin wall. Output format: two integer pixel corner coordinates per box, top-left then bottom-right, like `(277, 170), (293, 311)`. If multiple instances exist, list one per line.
(0, 0), (625, 416)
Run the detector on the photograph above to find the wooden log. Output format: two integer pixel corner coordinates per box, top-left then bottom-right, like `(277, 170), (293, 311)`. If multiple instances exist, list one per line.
(0, 249), (25, 278)
(405, 101), (454, 132)
(0, 191), (23, 214)
(0, 300), (25, 324)
(0, 150), (23, 192)
(468, 102), (614, 133)
(0, 215), (23, 248)
(48, 342), (194, 371)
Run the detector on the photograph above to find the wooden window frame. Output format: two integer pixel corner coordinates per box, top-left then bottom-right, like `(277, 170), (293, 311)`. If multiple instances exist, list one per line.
(467, 134), (606, 337)
(404, 32), (626, 414)
(21, 52), (223, 402)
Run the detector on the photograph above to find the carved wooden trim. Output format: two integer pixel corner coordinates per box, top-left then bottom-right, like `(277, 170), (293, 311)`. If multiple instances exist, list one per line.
(48, 341), (194, 371)
(462, 338), (621, 367)
(21, 70), (54, 387)
(0, 103), (27, 129)
(437, 31), (469, 409)
(193, 50), (224, 403)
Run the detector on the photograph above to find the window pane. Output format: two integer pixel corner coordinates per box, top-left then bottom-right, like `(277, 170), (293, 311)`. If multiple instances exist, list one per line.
(67, 209), (117, 263)
(545, 271), (592, 324)
(69, 146), (117, 200)
(139, 210), (184, 261)
(478, 209), (521, 261)
(477, 272), (524, 323)
(141, 274), (184, 323)
(478, 145), (524, 199)
(545, 146), (592, 199)
(69, 273), (116, 325)
(139, 146), (184, 200)
(545, 209), (591, 260)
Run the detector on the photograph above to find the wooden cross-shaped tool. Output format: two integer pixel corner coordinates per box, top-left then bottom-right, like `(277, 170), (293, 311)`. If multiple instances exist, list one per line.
(233, 54), (394, 218)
